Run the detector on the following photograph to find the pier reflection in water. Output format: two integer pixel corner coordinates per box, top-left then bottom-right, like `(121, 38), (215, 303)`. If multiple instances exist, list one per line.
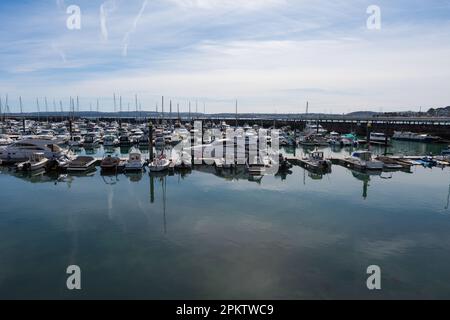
(1, 144), (450, 299)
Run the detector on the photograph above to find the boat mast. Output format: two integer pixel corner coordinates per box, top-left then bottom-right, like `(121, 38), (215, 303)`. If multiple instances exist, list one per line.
(19, 96), (25, 132)
(0, 95), (3, 122)
(235, 99), (238, 128)
(36, 98), (40, 122)
(135, 94), (138, 123)
(5, 94), (10, 120)
(161, 96), (164, 124)
(60, 100), (63, 122)
(96, 99), (100, 123)
(45, 97), (49, 123)
(76, 96), (79, 119)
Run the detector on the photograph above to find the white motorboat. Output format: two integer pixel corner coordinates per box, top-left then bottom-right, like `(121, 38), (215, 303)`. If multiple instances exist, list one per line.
(393, 131), (440, 142)
(103, 135), (119, 147)
(348, 151), (384, 170)
(0, 134), (13, 146)
(174, 151), (192, 169)
(124, 148), (145, 172)
(16, 153), (48, 172)
(67, 156), (97, 172)
(303, 122), (327, 136)
(370, 132), (390, 144)
(149, 154), (170, 172)
(83, 134), (101, 148)
(69, 135), (84, 147)
(0, 137), (67, 163)
(246, 155), (266, 176)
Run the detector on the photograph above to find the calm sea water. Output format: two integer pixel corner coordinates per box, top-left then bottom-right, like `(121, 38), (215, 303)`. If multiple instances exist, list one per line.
(1, 141), (450, 299)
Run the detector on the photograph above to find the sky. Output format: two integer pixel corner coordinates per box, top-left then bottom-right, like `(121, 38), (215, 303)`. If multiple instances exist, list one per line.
(0, 0), (449, 114)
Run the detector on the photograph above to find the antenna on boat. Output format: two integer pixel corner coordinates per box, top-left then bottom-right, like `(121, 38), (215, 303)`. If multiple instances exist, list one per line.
(189, 101), (191, 121)
(0, 95), (2, 122)
(177, 103), (180, 121)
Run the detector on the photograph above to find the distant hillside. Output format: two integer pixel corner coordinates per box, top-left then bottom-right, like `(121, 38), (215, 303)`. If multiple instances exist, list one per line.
(346, 111), (380, 117)
(427, 106), (450, 116)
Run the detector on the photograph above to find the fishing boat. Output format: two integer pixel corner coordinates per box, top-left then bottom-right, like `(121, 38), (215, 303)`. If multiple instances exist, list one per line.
(303, 150), (332, 171)
(67, 156), (97, 172)
(149, 154), (170, 172)
(16, 153), (48, 172)
(124, 148), (145, 172)
(348, 151), (384, 170)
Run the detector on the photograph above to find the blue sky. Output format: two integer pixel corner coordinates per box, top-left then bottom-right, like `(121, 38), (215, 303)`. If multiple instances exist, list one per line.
(0, 0), (450, 113)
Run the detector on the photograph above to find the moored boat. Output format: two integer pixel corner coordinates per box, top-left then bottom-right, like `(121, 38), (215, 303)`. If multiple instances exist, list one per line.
(124, 148), (145, 172)
(67, 156), (97, 172)
(149, 154), (170, 172)
(16, 153), (48, 172)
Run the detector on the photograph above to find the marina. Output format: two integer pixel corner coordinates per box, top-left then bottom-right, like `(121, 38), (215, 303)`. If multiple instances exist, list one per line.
(1, 117), (450, 299)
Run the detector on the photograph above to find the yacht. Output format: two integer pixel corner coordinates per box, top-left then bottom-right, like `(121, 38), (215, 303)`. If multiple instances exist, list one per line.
(119, 133), (132, 146)
(124, 148), (145, 172)
(303, 122), (327, 136)
(349, 151), (384, 170)
(103, 135), (119, 147)
(0, 134), (13, 146)
(392, 131), (440, 143)
(0, 137), (67, 163)
(370, 132), (390, 144)
(68, 135), (84, 148)
(83, 133), (101, 148)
